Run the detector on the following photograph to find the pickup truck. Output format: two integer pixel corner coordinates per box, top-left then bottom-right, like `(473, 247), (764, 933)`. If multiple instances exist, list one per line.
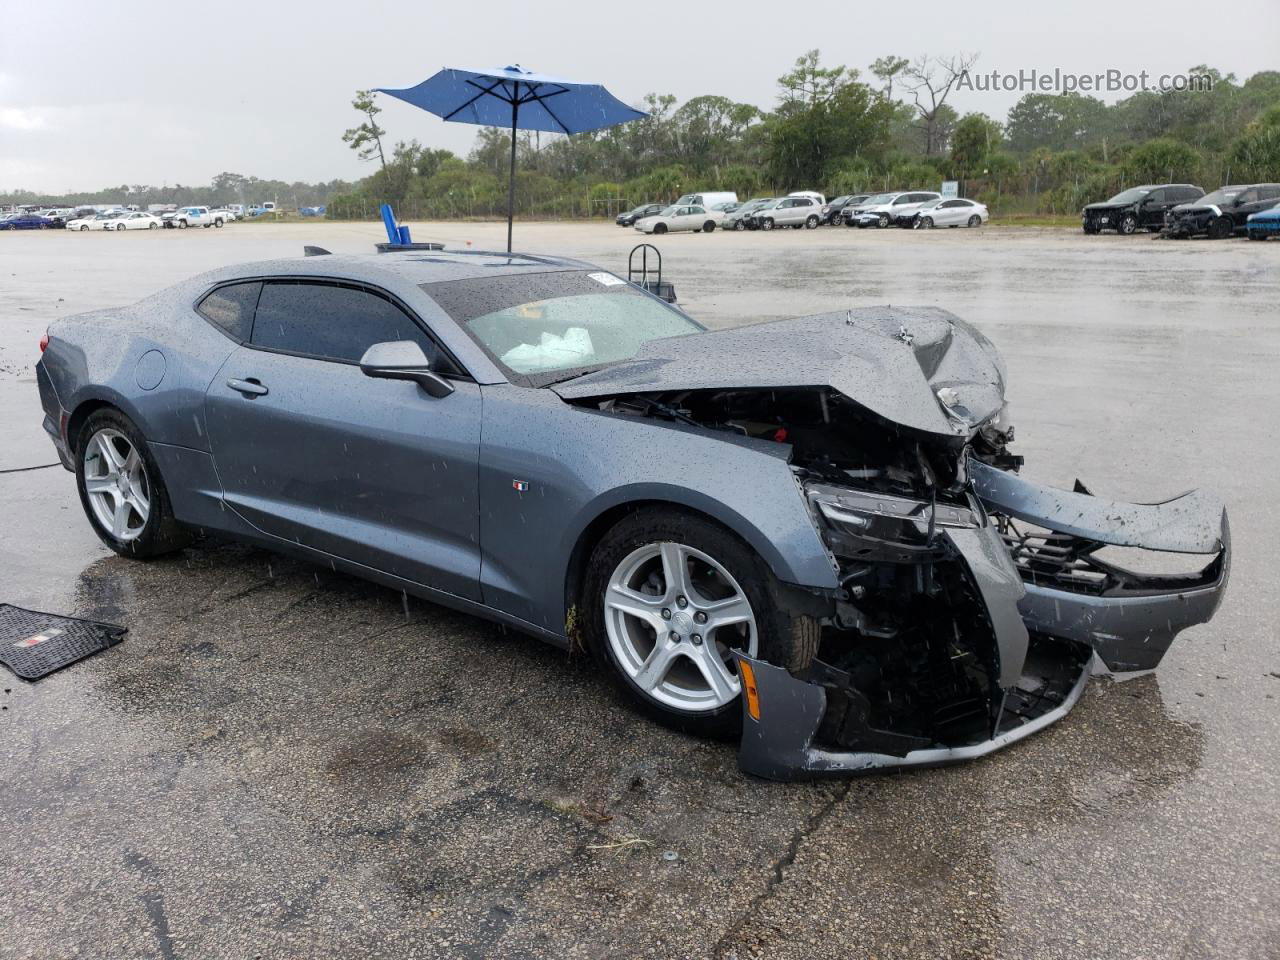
(162, 206), (225, 229)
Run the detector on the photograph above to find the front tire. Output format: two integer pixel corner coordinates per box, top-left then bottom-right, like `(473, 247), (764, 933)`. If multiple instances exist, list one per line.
(761, 217), (774, 231)
(703, 221), (715, 233)
(1119, 213), (1138, 235)
(583, 508), (818, 739)
(653, 222), (667, 235)
(75, 410), (191, 558)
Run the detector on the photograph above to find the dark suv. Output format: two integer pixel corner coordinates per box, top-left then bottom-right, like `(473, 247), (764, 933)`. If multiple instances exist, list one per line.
(1164, 184), (1280, 239)
(616, 203), (665, 227)
(1081, 184), (1203, 235)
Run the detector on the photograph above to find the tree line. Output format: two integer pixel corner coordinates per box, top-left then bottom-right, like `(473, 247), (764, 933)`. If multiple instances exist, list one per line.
(329, 52), (1280, 220)
(8, 53), (1274, 219)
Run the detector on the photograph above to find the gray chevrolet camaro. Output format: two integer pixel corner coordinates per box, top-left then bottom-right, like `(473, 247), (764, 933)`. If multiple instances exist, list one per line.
(35, 249), (1230, 779)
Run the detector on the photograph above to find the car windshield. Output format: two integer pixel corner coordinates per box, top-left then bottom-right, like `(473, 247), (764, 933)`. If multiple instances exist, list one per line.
(1199, 187), (1242, 204)
(658, 205), (678, 217)
(863, 194), (896, 205)
(421, 271), (703, 386)
(1108, 188), (1152, 203)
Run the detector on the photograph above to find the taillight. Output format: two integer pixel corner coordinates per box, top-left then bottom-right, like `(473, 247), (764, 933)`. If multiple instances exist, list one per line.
(39, 331), (49, 353)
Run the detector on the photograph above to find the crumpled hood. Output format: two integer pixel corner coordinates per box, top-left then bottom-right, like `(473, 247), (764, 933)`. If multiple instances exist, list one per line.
(1083, 202), (1133, 212)
(553, 306), (1008, 437)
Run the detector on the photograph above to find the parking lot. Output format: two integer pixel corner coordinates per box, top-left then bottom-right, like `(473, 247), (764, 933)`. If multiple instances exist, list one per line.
(1, 221), (1278, 959)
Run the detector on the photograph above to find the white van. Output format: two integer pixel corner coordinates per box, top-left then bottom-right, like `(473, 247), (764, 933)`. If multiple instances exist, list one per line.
(787, 190), (826, 205)
(675, 191), (738, 210)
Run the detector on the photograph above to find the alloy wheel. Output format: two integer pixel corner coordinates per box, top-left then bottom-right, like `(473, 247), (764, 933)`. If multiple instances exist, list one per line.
(82, 428), (151, 541)
(604, 541), (757, 712)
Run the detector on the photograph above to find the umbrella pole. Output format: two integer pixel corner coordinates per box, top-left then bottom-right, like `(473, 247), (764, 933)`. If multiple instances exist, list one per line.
(507, 96), (519, 253)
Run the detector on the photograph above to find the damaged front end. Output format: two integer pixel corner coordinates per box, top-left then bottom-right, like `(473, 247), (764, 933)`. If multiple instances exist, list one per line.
(556, 307), (1230, 779)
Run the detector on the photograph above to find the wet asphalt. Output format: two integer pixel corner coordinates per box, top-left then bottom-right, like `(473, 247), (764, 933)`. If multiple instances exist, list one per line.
(0, 221), (1277, 959)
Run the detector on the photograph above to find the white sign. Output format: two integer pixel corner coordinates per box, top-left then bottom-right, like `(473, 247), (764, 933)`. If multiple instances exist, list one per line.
(941, 181), (960, 198)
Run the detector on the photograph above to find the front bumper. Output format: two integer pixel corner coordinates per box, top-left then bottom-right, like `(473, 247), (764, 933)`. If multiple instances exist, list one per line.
(736, 464), (1230, 780)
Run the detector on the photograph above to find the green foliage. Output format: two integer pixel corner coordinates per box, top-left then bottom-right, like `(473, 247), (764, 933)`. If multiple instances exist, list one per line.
(949, 113), (1003, 179)
(1228, 104), (1280, 180)
(1121, 138), (1201, 183)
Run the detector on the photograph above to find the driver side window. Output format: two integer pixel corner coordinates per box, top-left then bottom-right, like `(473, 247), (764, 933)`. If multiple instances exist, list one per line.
(250, 281), (440, 366)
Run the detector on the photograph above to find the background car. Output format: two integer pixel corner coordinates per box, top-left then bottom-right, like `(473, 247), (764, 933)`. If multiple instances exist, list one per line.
(746, 196), (821, 230)
(87, 211), (130, 231)
(721, 198), (774, 230)
(912, 198), (989, 228)
(0, 212), (56, 230)
(1081, 184), (1204, 234)
(106, 211), (162, 231)
(65, 215), (97, 231)
(634, 204), (718, 234)
(850, 192), (942, 228)
(163, 206), (225, 228)
(1164, 184), (1280, 239)
(1246, 207), (1280, 240)
(616, 203), (666, 227)
(819, 196), (858, 225)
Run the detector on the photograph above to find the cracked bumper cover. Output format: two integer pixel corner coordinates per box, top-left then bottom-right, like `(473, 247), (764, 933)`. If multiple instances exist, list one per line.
(737, 466), (1229, 780)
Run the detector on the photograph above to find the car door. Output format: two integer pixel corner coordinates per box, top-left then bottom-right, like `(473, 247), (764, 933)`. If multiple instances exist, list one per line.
(202, 278), (483, 600)
(1139, 189), (1167, 229)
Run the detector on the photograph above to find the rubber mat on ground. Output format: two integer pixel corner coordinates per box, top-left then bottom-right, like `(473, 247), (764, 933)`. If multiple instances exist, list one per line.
(0, 604), (126, 681)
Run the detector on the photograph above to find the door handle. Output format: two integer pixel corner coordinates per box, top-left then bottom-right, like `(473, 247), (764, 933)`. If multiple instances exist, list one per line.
(226, 378), (268, 397)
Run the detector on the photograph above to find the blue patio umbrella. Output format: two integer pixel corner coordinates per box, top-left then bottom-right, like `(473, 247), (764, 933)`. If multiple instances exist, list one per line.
(378, 64), (646, 251)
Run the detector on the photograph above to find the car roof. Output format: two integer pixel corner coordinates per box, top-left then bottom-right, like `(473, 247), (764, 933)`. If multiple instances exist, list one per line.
(206, 249), (597, 286)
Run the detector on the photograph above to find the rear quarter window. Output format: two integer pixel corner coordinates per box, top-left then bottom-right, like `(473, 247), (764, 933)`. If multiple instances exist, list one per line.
(197, 281), (262, 341)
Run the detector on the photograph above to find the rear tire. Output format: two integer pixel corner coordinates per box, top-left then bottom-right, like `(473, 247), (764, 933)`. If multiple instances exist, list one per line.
(178, 220), (188, 229)
(75, 409), (192, 559)
(919, 216), (934, 229)
(967, 215), (982, 227)
(116, 223), (126, 231)
(733, 220), (744, 231)
(583, 507), (818, 740)
(1119, 213), (1138, 235)
(805, 215), (818, 229)
(877, 214), (890, 228)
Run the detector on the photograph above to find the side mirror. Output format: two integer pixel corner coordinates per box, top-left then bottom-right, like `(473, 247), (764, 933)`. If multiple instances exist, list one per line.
(359, 340), (455, 399)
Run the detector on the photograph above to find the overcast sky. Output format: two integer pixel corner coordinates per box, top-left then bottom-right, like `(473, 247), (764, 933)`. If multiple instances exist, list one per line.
(3, 0), (1277, 194)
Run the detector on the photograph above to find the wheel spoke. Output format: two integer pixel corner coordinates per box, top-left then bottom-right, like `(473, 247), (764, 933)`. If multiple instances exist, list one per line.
(85, 476), (116, 496)
(606, 585), (666, 634)
(689, 646), (739, 703)
(97, 433), (126, 472)
(123, 446), (141, 476)
(633, 635), (680, 692)
(702, 595), (754, 632)
(659, 542), (692, 602)
(111, 499), (132, 537)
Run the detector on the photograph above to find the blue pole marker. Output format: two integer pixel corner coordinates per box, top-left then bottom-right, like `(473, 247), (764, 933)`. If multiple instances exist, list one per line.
(380, 203), (398, 243)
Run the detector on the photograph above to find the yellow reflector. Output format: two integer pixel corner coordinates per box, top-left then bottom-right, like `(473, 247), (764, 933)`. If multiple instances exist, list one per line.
(739, 659), (761, 722)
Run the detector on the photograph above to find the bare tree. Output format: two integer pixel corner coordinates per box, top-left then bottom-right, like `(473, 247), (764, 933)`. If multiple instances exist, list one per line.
(903, 54), (979, 154)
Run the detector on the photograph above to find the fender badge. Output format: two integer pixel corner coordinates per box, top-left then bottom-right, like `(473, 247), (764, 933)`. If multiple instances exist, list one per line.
(512, 480), (529, 492)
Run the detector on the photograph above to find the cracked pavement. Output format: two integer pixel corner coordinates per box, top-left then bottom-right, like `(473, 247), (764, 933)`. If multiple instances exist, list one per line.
(1, 222), (1278, 958)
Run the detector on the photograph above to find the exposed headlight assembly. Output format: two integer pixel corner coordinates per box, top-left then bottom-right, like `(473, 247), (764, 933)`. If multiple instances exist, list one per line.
(806, 483), (981, 561)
